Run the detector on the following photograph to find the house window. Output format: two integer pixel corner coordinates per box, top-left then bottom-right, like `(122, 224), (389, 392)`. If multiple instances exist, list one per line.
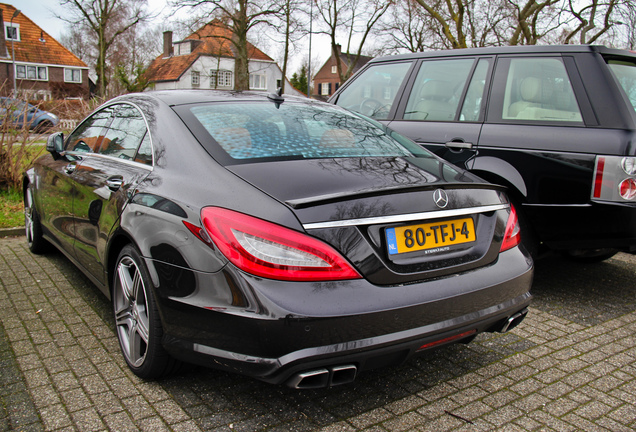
(321, 83), (330, 96)
(250, 73), (267, 90)
(331, 65), (337, 74)
(64, 68), (82, 83)
(210, 70), (232, 88)
(192, 70), (200, 86)
(16, 64), (48, 81)
(5, 22), (19, 41)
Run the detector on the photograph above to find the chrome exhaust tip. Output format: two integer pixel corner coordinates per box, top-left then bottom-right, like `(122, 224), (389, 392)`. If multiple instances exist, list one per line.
(498, 308), (528, 333)
(287, 365), (358, 389)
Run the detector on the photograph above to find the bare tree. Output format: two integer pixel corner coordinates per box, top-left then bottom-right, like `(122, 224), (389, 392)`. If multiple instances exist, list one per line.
(59, 0), (151, 98)
(175, 0), (281, 91)
(314, 0), (392, 83)
(562, 0), (620, 44)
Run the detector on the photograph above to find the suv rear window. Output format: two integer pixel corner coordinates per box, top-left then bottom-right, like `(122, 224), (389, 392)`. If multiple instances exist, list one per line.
(607, 59), (636, 112)
(500, 58), (582, 123)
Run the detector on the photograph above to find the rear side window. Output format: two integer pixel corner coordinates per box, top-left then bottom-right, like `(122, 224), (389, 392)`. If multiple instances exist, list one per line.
(499, 58), (582, 123)
(404, 58), (475, 121)
(607, 59), (636, 112)
(334, 62), (412, 120)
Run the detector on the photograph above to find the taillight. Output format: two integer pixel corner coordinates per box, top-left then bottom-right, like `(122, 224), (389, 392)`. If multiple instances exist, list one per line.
(196, 207), (361, 282)
(592, 155), (636, 202)
(620, 178), (636, 200)
(500, 204), (521, 252)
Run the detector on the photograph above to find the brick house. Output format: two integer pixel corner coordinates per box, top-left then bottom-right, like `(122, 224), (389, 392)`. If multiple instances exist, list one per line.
(146, 20), (303, 97)
(0, 4), (89, 100)
(312, 45), (372, 101)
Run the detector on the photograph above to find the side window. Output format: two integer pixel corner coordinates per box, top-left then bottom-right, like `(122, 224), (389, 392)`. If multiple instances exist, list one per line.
(404, 58), (475, 121)
(98, 104), (148, 160)
(66, 107), (114, 153)
(459, 59), (490, 122)
(607, 59), (636, 113)
(335, 62), (412, 120)
(501, 57), (582, 122)
(134, 133), (153, 166)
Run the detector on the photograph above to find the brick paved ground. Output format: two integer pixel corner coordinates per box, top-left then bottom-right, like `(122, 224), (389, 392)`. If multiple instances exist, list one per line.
(1, 234), (635, 431)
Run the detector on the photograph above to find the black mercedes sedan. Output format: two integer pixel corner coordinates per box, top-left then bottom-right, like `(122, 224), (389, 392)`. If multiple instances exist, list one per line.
(24, 90), (532, 388)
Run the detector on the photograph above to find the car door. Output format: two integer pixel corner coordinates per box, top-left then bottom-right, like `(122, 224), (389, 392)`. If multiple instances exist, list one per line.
(386, 57), (492, 167)
(474, 55), (621, 245)
(474, 55), (601, 205)
(71, 103), (153, 285)
(36, 106), (114, 256)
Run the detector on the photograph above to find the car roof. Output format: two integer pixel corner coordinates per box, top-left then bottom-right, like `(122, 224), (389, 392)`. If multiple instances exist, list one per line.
(369, 45), (636, 64)
(127, 90), (311, 107)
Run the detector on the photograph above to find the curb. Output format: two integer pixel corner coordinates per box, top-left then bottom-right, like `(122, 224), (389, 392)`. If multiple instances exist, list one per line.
(0, 227), (24, 238)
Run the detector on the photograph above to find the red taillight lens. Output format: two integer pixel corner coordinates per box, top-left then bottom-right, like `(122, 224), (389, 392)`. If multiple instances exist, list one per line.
(500, 204), (521, 252)
(198, 207), (361, 282)
(619, 178), (636, 200)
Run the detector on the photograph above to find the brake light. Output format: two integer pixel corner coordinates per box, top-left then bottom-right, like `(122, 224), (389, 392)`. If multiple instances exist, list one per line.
(592, 155), (636, 202)
(500, 204), (521, 252)
(197, 207), (361, 281)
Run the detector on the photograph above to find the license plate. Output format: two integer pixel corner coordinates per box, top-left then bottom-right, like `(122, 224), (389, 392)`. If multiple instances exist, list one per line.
(386, 217), (476, 255)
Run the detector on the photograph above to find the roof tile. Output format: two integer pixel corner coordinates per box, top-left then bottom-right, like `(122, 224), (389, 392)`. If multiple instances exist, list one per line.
(1, 3), (86, 68)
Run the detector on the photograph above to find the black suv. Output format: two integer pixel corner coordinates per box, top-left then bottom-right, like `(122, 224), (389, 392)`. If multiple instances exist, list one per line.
(329, 45), (636, 261)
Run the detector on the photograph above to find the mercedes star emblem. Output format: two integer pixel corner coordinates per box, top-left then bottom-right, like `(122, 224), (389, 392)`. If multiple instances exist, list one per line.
(433, 189), (449, 209)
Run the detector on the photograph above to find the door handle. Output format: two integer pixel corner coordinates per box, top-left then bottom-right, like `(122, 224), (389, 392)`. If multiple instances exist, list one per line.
(106, 177), (124, 192)
(64, 164), (76, 174)
(445, 141), (473, 150)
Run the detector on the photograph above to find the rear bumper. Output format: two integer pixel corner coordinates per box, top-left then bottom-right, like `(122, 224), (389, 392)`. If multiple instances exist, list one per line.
(154, 247), (533, 386)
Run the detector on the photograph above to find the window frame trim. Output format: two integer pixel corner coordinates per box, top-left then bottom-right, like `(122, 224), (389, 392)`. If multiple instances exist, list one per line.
(4, 22), (20, 42)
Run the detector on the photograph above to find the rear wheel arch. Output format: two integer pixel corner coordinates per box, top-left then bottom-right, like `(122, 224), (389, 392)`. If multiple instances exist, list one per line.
(471, 168), (540, 257)
(471, 156), (528, 199)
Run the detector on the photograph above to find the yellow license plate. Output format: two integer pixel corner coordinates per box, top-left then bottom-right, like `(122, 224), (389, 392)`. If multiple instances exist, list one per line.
(386, 217), (476, 255)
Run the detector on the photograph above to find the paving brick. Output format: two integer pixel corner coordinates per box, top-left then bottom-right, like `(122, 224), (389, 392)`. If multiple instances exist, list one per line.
(3, 237), (636, 431)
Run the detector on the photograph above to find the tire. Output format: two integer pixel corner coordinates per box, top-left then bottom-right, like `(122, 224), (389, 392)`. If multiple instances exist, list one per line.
(112, 244), (180, 379)
(34, 121), (53, 133)
(24, 185), (49, 254)
(564, 248), (619, 263)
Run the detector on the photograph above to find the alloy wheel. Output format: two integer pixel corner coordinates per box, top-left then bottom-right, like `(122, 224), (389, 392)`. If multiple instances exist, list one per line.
(114, 256), (150, 368)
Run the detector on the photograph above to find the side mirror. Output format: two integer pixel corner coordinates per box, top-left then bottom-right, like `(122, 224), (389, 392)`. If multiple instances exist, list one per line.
(46, 132), (64, 154)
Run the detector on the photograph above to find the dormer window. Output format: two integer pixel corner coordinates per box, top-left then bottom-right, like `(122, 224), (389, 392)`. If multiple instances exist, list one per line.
(174, 41), (192, 56)
(5, 22), (20, 41)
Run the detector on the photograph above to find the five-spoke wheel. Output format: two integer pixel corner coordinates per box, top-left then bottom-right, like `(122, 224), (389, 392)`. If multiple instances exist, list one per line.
(113, 245), (179, 378)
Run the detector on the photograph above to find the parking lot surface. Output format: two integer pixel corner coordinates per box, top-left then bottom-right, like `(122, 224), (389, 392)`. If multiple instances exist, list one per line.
(1, 234), (635, 431)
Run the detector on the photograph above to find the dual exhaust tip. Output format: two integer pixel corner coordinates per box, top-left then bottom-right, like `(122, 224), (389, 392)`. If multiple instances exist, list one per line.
(287, 364), (357, 389)
(286, 308), (528, 389)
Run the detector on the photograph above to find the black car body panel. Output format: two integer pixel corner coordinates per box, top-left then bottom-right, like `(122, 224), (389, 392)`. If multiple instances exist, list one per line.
(25, 90), (532, 386)
(329, 45), (636, 257)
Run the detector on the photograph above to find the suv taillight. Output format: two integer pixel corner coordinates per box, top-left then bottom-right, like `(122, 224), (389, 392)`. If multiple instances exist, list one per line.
(592, 156), (636, 201)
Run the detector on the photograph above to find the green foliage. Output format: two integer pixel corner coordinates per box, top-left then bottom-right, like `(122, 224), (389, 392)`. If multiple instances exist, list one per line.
(115, 63), (151, 93)
(0, 188), (23, 229)
(290, 64), (309, 95)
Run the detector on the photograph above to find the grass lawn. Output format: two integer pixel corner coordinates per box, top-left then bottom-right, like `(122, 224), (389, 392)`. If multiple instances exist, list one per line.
(0, 188), (23, 229)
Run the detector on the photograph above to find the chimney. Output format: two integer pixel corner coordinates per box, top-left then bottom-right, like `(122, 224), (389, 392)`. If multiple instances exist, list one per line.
(163, 31), (173, 58)
(335, 44), (342, 56)
(0, 9), (7, 58)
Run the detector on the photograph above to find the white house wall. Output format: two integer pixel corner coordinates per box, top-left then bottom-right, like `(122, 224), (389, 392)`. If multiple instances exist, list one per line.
(152, 56), (305, 97)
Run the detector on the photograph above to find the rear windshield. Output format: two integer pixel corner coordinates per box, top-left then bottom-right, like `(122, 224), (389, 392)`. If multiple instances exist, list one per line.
(180, 101), (431, 163)
(607, 59), (636, 112)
